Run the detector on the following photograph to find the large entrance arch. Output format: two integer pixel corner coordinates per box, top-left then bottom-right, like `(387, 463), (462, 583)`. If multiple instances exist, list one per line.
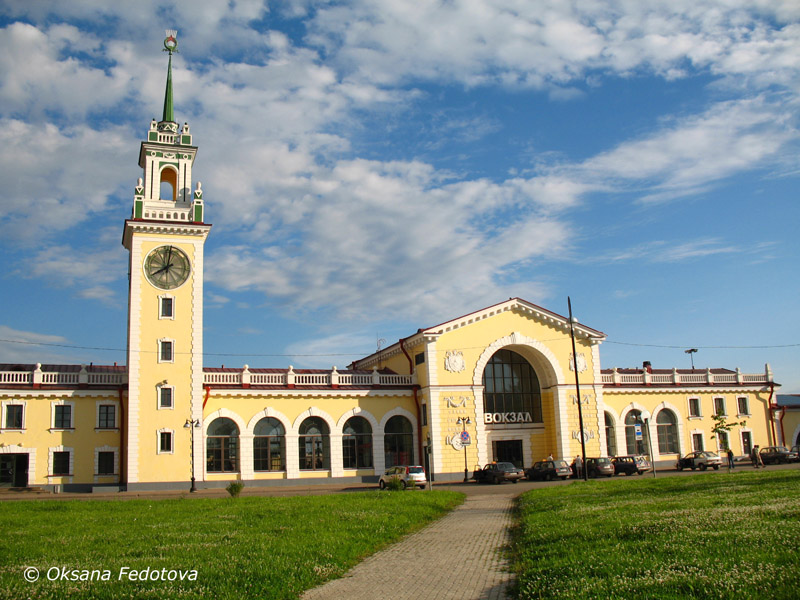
(471, 332), (568, 469)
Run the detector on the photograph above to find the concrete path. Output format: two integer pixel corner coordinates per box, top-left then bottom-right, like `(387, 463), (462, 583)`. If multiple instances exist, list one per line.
(302, 490), (516, 600)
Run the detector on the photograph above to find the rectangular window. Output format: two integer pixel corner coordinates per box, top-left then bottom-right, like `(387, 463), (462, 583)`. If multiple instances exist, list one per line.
(421, 403), (427, 427)
(97, 452), (115, 475)
(98, 405), (115, 429)
(713, 397), (726, 416)
(717, 431), (729, 451)
(159, 387), (173, 409)
(159, 340), (174, 362)
(160, 297), (174, 318)
(5, 405), (23, 429)
(737, 397), (749, 415)
(692, 433), (704, 452)
(688, 398), (700, 417)
(53, 451), (70, 475)
(54, 405), (72, 429)
(159, 431), (173, 454)
(415, 352), (425, 365)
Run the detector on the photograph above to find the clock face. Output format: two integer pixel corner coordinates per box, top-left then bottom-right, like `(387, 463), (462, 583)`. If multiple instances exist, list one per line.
(144, 245), (190, 290)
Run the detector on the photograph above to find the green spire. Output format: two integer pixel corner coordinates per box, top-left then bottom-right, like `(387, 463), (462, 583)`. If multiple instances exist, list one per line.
(162, 30), (178, 123)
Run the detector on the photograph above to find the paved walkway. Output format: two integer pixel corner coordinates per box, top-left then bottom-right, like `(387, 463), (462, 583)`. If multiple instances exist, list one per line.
(302, 490), (516, 600)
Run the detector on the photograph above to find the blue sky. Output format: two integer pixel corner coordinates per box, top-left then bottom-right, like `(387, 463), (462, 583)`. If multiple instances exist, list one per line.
(1, 1), (798, 391)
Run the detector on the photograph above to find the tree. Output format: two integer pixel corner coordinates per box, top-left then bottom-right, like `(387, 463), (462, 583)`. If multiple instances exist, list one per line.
(710, 414), (747, 467)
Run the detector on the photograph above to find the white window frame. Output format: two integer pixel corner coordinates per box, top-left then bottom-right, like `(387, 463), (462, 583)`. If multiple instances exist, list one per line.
(94, 446), (119, 477)
(50, 400), (75, 431)
(49, 446), (74, 477)
(157, 428), (174, 454)
(715, 430), (729, 452)
(691, 430), (705, 452)
(158, 294), (175, 320)
(95, 400), (119, 430)
(157, 384), (175, 410)
(158, 338), (175, 363)
(713, 396), (727, 417)
(1, 400), (26, 431)
(687, 396), (701, 418)
(740, 428), (753, 455)
(737, 396), (750, 417)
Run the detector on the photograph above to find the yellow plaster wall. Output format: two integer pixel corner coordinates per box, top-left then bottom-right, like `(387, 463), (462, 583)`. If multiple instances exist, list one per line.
(0, 393), (121, 486)
(603, 388), (773, 455)
(133, 235), (202, 483)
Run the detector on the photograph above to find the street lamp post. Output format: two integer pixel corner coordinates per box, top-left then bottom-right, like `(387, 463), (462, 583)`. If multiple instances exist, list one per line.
(685, 348), (698, 370)
(568, 297), (589, 482)
(456, 416), (471, 482)
(184, 418), (201, 492)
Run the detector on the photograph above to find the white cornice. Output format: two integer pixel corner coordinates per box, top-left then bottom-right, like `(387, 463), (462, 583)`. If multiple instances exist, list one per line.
(603, 385), (771, 395)
(122, 220), (211, 248)
(209, 389), (413, 399)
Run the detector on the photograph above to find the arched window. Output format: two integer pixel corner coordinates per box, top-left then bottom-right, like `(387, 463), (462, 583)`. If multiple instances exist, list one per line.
(656, 410), (679, 454)
(482, 349), (542, 422)
(207, 417), (239, 472)
(342, 416), (373, 469)
(384, 415), (413, 467)
(624, 410), (646, 456)
(160, 167), (177, 201)
(253, 417), (285, 471)
(605, 412), (617, 457)
(298, 417), (330, 470)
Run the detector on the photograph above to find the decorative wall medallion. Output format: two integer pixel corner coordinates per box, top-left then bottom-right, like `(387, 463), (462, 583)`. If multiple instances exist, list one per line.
(571, 429), (595, 441)
(569, 353), (588, 373)
(446, 396), (467, 408)
(444, 350), (466, 373)
(570, 394), (591, 405)
(450, 436), (464, 450)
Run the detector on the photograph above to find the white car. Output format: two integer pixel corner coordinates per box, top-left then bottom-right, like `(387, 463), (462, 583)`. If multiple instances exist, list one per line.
(676, 451), (723, 471)
(378, 465), (426, 489)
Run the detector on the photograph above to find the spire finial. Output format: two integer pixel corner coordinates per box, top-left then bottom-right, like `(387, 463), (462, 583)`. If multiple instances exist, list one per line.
(162, 30), (177, 123)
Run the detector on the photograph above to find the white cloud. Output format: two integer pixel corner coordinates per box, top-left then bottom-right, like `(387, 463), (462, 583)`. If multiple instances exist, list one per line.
(0, 325), (68, 364)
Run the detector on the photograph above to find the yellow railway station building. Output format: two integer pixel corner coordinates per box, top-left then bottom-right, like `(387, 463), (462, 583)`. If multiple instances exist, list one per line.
(0, 39), (787, 492)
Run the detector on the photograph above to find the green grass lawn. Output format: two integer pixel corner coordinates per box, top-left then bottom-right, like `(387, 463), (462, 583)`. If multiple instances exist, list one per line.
(511, 470), (800, 599)
(0, 490), (463, 600)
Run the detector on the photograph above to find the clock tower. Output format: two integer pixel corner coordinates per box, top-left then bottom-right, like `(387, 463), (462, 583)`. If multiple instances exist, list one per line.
(122, 31), (211, 488)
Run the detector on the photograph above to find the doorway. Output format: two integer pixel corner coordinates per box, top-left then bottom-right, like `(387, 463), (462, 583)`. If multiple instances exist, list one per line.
(493, 440), (523, 468)
(0, 454), (29, 488)
(741, 431), (752, 456)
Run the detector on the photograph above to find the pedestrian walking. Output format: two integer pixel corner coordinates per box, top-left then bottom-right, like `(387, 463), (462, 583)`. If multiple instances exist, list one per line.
(751, 445), (762, 468)
(573, 455), (583, 479)
(727, 447), (735, 469)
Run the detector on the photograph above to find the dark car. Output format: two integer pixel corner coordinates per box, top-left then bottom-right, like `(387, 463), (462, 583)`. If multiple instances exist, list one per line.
(792, 446), (800, 462)
(472, 462), (525, 484)
(759, 446), (798, 465)
(585, 457), (614, 478)
(526, 460), (573, 481)
(676, 451), (723, 471)
(612, 455), (648, 476)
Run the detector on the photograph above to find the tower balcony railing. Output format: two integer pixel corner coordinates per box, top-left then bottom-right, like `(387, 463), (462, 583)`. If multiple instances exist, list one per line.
(202, 366), (415, 388)
(600, 366), (772, 387)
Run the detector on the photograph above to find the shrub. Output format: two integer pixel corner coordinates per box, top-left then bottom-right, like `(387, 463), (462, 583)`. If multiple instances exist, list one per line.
(385, 477), (404, 491)
(225, 480), (244, 498)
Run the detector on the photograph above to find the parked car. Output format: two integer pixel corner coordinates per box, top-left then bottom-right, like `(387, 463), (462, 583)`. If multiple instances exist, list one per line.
(612, 455), (649, 476)
(526, 460), (573, 481)
(676, 451), (723, 471)
(792, 446), (800, 462)
(759, 446), (799, 465)
(585, 457), (614, 478)
(473, 462), (525, 484)
(378, 465), (426, 489)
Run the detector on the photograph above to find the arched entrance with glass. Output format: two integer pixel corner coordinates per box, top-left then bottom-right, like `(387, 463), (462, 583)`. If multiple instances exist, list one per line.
(604, 412), (617, 457)
(656, 409), (679, 455)
(624, 410), (647, 456)
(253, 417), (285, 472)
(342, 416), (373, 469)
(207, 417), (239, 473)
(481, 348), (542, 467)
(384, 415), (413, 467)
(298, 417), (330, 471)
